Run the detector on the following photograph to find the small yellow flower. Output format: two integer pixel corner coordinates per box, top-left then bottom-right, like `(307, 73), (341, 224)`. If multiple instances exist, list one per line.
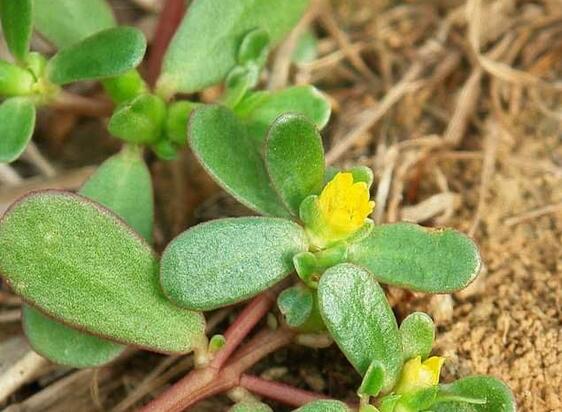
(394, 356), (445, 395)
(317, 172), (374, 240)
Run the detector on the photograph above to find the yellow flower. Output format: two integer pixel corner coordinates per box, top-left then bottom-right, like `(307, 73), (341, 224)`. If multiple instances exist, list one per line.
(394, 356), (445, 395)
(317, 172), (374, 240)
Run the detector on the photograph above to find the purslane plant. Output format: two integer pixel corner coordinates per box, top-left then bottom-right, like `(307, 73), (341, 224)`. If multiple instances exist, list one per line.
(0, 0), (516, 411)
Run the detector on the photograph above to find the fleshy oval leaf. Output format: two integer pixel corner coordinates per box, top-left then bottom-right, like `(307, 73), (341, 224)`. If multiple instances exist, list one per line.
(265, 113), (325, 214)
(237, 86), (331, 144)
(22, 306), (124, 368)
(400, 312), (435, 361)
(292, 400), (351, 412)
(0, 191), (205, 353)
(159, 0), (310, 94)
(33, 0), (116, 49)
(161, 217), (308, 311)
(0, 97), (36, 163)
(46, 27), (146, 85)
(189, 104), (288, 217)
(348, 222), (481, 293)
(434, 376), (516, 412)
(318, 263), (403, 391)
(0, 0), (32, 61)
(277, 285), (314, 328)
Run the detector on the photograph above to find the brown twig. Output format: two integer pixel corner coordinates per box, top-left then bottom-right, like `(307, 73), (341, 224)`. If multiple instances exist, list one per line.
(51, 91), (113, 117)
(145, 0), (187, 87)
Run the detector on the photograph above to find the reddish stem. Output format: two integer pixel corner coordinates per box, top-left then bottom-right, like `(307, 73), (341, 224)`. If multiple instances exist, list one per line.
(146, 0), (187, 86)
(140, 327), (296, 412)
(210, 287), (280, 370)
(240, 375), (328, 407)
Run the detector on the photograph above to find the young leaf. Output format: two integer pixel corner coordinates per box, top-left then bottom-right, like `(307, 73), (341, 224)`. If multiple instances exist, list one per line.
(160, 217), (308, 310)
(0, 191), (205, 353)
(0, 97), (36, 163)
(318, 263), (403, 391)
(165, 100), (197, 146)
(0, 60), (34, 96)
(277, 285), (314, 328)
(22, 306), (124, 368)
(292, 400), (351, 411)
(159, 0), (310, 94)
(265, 113), (325, 214)
(0, 0), (32, 61)
(348, 222), (481, 293)
(237, 86), (331, 144)
(79, 145), (154, 243)
(400, 312), (435, 361)
(108, 94), (167, 145)
(102, 70), (147, 104)
(33, 0), (116, 49)
(433, 376), (515, 412)
(189, 105), (289, 217)
(238, 28), (270, 67)
(358, 360), (385, 397)
(230, 401), (273, 412)
(46, 27), (146, 86)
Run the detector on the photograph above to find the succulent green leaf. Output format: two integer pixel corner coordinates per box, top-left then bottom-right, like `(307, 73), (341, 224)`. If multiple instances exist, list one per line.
(80, 145), (154, 243)
(238, 28), (270, 67)
(237, 86), (331, 144)
(46, 27), (146, 86)
(165, 100), (197, 146)
(22, 306), (124, 368)
(277, 285), (313, 328)
(292, 29), (318, 64)
(358, 360), (385, 397)
(400, 312), (435, 361)
(0, 97), (35, 163)
(230, 401), (273, 412)
(189, 104), (288, 217)
(293, 400), (351, 412)
(159, 0), (310, 94)
(348, 222), (481, 293)
(265, 113), (325, 214)
(0, 191), (205, 353)
(22, 146), (154, 368)
(102, 70), (147, 104)
(161, 217), (308, 310)
(398, 387), (438, 411)
(223, 66), (255, 108)
(108, 94), (166, 145)
(0, 0), (32, 61)
(433, 376), (515, 412)
(0, 60), (34, 96)
(318, 263), (403, 391)
(33, 0), (116, 49)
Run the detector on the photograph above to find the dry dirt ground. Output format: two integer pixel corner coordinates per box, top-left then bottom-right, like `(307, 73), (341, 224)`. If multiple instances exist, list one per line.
(1, 0), (561, 411)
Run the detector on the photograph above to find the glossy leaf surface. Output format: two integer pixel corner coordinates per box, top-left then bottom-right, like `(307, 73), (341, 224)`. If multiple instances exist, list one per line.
(0, 97), (35, 163)
(34, 0), (116, 48)
(46, 27), (146, 85)
(265, 113), (325, 214)
(318, 264), (402, 390)
(189, 104), (288, 216)
(0, 191), (205, 353)
(161, 217), (307, 310)
(0, 0), (32, 60)
(160, 0), (309, 93)
(348, 222), (481, 293)
(434, 376), (516, 412)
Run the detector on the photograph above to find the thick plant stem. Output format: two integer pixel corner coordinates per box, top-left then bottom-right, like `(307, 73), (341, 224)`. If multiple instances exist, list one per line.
(146, 0), (187, 86)
(239, 374), (327, 407)
(210, 286), (281, 370)
(140, 327), (295, 412)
